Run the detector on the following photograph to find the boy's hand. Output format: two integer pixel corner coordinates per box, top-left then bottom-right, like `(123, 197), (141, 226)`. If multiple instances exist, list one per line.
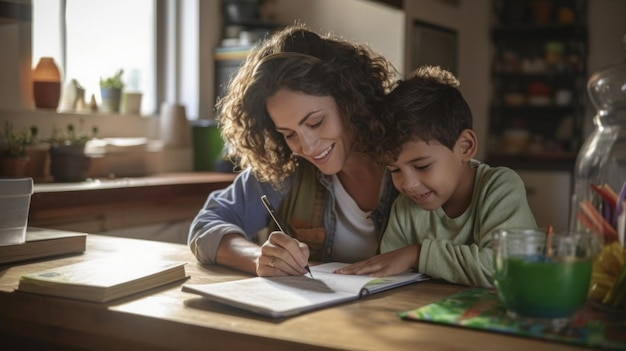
(333, 245), (420, 277)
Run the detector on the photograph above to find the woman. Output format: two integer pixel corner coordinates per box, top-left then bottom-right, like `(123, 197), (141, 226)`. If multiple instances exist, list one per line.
(188, 24), (399, 276)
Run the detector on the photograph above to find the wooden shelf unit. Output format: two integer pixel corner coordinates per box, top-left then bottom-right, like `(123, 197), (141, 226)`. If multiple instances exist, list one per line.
(487, 0), (588, 165)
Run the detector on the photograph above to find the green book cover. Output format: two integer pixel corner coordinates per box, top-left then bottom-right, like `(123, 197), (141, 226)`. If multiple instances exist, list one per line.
(399, 288), (626, 350)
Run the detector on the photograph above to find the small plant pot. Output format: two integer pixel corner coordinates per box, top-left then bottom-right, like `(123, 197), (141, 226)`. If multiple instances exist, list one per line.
(1, 156), (30, 178)
(100, 87), (122, 113)
(49, 144), (91, 182)
(25, 146), (49, 180)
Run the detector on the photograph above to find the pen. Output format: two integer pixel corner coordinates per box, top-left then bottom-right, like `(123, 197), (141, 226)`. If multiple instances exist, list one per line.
(261, 195), (313, 278)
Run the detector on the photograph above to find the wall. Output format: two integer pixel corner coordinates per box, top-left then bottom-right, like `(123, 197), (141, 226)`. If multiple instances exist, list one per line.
(584, 0), (626, 137)
(0, 15), (31, 111)
(198, 0), (221, 119)
(587, 0), (626, 82)
(272, 0), (405, 71)
(404, 0), (491, 160)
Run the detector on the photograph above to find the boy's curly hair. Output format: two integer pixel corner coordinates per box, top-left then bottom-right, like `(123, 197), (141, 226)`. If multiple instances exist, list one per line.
(216, 23), (397, 185)
(367, 65), (473, 165)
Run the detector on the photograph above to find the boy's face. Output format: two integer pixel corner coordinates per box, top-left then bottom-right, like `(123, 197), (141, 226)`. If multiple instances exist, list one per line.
(387, 137), (470, 213)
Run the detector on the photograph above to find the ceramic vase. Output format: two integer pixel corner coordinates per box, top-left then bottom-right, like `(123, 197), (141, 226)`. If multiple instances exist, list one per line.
(33, 57), (61, 109)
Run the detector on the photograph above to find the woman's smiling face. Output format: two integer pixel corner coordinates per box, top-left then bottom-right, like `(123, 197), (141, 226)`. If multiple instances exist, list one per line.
(266, 88), (353, 175)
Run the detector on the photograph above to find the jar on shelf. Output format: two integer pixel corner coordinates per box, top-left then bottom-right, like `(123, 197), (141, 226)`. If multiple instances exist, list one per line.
(569, 35), (626, 310)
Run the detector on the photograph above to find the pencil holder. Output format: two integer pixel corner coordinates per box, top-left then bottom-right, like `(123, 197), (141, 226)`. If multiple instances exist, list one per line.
(0, 177), (33, 246)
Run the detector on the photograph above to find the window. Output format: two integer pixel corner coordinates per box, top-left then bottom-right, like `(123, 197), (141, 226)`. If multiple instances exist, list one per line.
(32, 0), (156, 115)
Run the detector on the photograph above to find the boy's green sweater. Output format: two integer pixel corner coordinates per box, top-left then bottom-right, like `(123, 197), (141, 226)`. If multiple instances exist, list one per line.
(381, 163), (537, 287)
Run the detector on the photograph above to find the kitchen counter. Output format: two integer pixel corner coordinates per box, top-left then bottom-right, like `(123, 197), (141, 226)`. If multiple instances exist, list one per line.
(33, 172), (235, 193)
(28, 172), (237, 237)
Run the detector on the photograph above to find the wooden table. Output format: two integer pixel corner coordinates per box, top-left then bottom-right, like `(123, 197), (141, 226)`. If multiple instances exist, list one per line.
(0, 234), (590, 351)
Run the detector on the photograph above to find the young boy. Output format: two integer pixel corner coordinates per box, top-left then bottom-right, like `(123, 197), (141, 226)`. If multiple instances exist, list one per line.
(335, 66), (537, 287)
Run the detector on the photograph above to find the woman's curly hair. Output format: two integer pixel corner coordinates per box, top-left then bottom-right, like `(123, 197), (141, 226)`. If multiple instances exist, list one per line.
(216, 23), (397, 186)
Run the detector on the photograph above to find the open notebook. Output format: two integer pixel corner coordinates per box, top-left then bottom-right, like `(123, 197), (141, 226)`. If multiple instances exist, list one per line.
(182, 262), (429, 318)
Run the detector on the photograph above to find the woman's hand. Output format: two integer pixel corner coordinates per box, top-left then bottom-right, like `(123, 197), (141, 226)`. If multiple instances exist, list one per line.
(256, 231), (310, 277)
(333, 245), (421, 277)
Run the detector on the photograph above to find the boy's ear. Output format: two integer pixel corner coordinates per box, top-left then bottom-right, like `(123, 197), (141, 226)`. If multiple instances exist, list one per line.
(455, 129), (478, 161)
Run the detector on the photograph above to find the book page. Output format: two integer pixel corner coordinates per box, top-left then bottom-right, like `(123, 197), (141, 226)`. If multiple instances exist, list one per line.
(312, 262), (429, 295)
(309, 264), (386, 295)
(184, 273), (359, 317)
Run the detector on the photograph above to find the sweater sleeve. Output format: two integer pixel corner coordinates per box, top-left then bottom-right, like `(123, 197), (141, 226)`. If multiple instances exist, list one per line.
(188, 169), (290, 264)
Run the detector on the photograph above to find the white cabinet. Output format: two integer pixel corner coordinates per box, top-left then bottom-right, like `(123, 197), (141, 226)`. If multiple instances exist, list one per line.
(517, 170), (572, 231)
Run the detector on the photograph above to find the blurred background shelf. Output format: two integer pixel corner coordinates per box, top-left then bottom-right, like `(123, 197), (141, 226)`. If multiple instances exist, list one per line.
(488, 0), (588, 162)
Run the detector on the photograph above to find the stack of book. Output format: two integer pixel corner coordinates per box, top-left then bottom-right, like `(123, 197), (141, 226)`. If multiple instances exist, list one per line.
(0, 227), (87, 265)
(17, 259), (188, 303)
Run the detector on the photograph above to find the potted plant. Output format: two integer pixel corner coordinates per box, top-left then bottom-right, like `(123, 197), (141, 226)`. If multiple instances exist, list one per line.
(1, 122), (38, 177)
(46, 120), (98, 182)
(100, 69), (124, 113)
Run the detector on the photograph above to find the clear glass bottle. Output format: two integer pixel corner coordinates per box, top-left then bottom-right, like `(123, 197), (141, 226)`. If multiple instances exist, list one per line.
(569, 36), (626, 246)
(571, 37), (626, 310)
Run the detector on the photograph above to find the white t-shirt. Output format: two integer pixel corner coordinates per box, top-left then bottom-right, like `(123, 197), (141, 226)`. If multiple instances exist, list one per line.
(331, 175), (378, 262)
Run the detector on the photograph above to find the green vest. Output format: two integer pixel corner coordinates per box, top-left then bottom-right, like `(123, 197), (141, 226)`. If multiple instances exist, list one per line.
(271, 162), (327, 261)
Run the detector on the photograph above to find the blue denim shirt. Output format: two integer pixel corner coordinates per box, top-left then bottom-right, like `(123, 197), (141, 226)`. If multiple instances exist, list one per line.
(188, 167), (397, 264)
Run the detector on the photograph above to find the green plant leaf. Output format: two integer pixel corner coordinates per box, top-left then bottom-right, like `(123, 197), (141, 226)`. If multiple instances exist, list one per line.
(99, 69), (125, 89)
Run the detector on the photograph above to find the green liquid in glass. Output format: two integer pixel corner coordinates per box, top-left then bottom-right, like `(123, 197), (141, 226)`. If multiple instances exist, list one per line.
(494, 256), (592, 318)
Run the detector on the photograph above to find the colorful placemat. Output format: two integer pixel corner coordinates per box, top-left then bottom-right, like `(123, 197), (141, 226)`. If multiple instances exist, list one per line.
(399, 288), (626, 350)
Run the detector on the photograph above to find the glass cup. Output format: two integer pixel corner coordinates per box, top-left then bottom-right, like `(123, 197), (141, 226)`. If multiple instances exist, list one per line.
(492, 228), (599, 330)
